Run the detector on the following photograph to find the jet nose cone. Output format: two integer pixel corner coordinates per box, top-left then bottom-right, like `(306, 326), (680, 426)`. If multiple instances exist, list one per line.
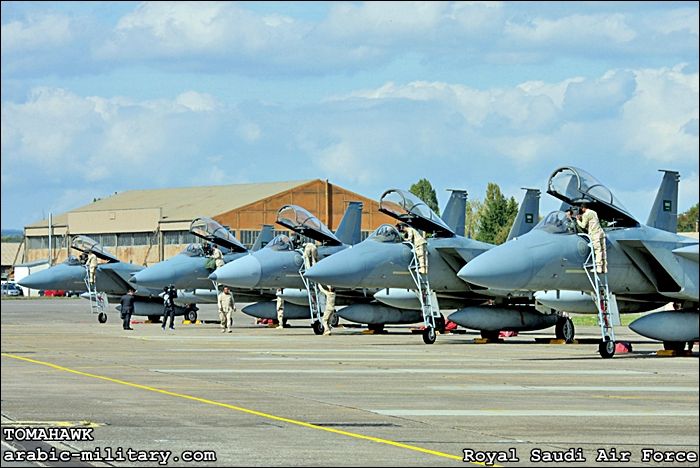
(458, 242), (534, 290)
(130, 266), (175, 289)
(305, 249), (364, 288)
(17, 272), (46, 289)
(214, 255), (262, 288)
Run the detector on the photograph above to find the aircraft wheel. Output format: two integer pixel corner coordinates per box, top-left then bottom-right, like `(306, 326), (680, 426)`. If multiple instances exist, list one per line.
(97, 312), (107, 324)
(598, 339), (615, 359)
(311, 321), (324, 335)
(329, 312), (339, 328)
(435, 314), (446, 333)
(422, 327), (437, 345)
(555, 316), (575, 343)
(186, 309), (198, 322)
(480, 330), (499, 340)
(663, 341), (686, 353)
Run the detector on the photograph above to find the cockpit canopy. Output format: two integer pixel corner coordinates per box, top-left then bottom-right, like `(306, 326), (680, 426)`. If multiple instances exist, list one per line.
(368, 224), (403, 243)
(276, 205), (341, 246)
(534, 211), (577, 235)
(265, 234), (295, 252)
(190, 217), (247, 253)
(70, 235), (120, 263)
(379, 189), (455, 237)
(547, 167), (639, 228)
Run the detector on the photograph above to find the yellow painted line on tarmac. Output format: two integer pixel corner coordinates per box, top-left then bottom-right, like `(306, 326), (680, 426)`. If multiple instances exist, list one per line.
(2, 353), (491, 466)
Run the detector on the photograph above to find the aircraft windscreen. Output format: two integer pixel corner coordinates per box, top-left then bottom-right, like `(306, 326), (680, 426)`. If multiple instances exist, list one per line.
(368, 224), (402, 243)
(70, 235), (119, 262)
(534, 211), (576, 234)
(181, 243), (205, 257)
(265, 235), (294, 252)
(63, 256), (82, 266)
(379, 189), (454, 236)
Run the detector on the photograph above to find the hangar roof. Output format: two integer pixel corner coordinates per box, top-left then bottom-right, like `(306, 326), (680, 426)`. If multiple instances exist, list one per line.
(1, 242), (24, 266)
(26, 180), (314, 229)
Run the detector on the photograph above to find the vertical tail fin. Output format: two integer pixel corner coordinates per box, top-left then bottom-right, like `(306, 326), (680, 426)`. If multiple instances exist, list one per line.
(507, 188), (540, 241)
(646, 170), (679, 233)
(252, 225), (274, 251)
(441, 189), (468, 236)
(334, 201), (363, 245)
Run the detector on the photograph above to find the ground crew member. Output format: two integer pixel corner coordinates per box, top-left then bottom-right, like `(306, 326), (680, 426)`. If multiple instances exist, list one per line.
(319, 285), (336, 336)
(217, 286), (235, 333)
(86, 251), (98, 285)
(574, 202), (607, 274)
(161, 285), (176, 330)
(276, 288), (285, 329)
(303, 242), (318, 269)
(119, 287), (135, 330)
(399, 224), (428, 275)
(211, 245), (225, 269)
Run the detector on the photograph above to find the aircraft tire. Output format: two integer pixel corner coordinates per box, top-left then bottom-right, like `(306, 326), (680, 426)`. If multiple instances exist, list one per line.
(555, 316), (575, 343)
(97, 312), (107, 324)
(329, 312), (339, 328)
(422, 327), (436, 345)
(598, 339), (615, 359)
(480, 330), (500, 340)
(186, 310), (198, 322)
(663, 341), (686, 353)
(311, 321), (324, 335)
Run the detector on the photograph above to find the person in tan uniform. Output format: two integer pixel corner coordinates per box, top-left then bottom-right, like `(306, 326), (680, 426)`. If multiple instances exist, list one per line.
(319, 285), (336, 336)
(211, 245), (225, 269)
(217, 286), (235, 333)
(86, 251), (98, 285)
(303, 242), (318, 269)
(399, 224), (428, 275)
(574, 202), (607, 274)
(276, 288), (285, 329)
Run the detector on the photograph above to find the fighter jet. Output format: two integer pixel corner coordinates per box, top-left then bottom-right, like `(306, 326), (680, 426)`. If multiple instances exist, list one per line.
(458, 167), (698, 357)
(210, 201), (365, 332)
(17, 235), (196, 323)
(304, 187), (543, 344)
(130, 218), (275, 305)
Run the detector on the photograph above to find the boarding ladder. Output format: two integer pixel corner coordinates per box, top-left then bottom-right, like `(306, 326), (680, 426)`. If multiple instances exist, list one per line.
(83, 265), (107, 322)
(298, 256), (325, 334)
(405, 240), (441, 344)
(579, 233), (620, 358)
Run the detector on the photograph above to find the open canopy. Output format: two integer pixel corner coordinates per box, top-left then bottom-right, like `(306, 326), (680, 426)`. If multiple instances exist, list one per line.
(276, 205), (341, 245)
(379, 189), (455, 237)
(70, 235), (120, 263)
(547, 167), (639, 228)
(190, 217), (247, 252)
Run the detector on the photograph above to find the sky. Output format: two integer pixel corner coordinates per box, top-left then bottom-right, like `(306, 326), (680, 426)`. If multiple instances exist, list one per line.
(2, 1), (698, 231)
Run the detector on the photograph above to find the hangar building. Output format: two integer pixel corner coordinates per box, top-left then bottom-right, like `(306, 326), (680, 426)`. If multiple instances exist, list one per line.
(23, 179), (394, 266)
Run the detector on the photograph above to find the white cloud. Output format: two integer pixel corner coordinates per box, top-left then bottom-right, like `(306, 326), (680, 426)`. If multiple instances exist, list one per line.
(505, 13), (636, 46)
(1, 12), (73, 53)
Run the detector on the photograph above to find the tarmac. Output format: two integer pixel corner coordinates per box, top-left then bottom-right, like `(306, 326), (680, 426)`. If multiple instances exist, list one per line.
(1, 298), (698, 467)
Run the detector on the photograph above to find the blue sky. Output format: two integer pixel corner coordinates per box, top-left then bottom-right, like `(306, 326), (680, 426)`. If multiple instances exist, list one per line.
(2, 1), (698, 230)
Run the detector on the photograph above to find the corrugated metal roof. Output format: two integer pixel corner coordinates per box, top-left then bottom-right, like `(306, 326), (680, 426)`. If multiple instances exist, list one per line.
(1, 242), (24, 266)
(27, 180), (315, 228)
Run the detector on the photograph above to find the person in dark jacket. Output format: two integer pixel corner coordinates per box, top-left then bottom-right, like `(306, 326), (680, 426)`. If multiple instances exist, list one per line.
(119, 288), (136, 330)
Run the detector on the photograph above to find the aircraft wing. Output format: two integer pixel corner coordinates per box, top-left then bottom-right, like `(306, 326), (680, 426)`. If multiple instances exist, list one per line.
(617, 238), (699, 302)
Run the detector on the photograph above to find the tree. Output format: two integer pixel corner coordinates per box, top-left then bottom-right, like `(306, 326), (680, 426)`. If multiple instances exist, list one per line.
(464, 198), (483, 239)
(678, 203), (699, 232)
(409, 178), (440, 215)
(475, 183), (519, 245)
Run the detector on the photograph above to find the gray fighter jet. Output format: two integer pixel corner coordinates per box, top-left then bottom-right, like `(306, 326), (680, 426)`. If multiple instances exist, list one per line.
(458, 167), (698, 357)
(304, 187), (543, 344)
(129, 218), (275, 307)
(210, 201), (365, 331)
(17, 235), (196, 323)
